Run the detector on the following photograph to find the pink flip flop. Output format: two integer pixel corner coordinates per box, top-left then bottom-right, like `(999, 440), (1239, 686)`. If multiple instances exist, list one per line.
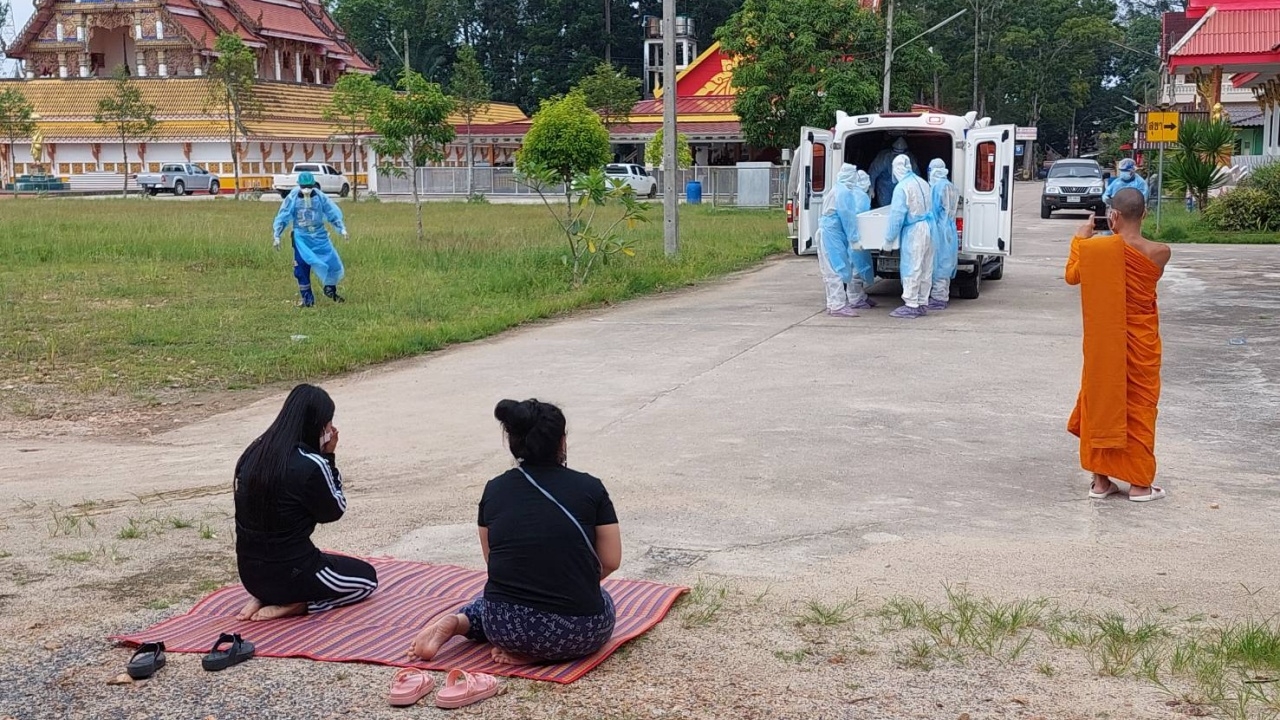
(435, 669), (500, 709)
(388, 668), (435, 707)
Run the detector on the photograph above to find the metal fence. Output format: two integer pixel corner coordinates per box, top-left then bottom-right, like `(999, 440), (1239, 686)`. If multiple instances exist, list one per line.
(375, 166), (787, 207)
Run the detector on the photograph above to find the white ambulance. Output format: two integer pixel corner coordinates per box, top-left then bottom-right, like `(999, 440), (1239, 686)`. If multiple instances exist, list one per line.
(785, 110), (1016, 299)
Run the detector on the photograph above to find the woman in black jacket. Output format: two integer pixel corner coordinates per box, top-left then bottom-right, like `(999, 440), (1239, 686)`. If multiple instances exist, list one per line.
(233, 384), (378, 621)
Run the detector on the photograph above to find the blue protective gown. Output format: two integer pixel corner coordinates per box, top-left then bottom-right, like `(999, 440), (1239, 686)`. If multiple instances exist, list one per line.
(1102, 174), (1149, 204)
(884, 171), (936, 308)
(274, 189), (347, 287)
(929, 176), (961, 301)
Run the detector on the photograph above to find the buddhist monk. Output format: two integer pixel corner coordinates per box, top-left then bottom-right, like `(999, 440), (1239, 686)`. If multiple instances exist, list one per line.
(1066, 188), (1171, 502)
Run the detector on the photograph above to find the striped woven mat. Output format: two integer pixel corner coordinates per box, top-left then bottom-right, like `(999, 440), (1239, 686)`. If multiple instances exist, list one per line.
(112, 557), (687, 684)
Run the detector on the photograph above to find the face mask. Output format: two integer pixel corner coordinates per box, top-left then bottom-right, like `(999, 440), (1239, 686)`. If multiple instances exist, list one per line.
(1121, 171), (1135, 181)
(303, 188), (315, 197)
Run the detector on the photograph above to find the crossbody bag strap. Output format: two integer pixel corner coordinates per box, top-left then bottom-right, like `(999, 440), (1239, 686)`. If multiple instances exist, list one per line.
(516, 465), (602, 570)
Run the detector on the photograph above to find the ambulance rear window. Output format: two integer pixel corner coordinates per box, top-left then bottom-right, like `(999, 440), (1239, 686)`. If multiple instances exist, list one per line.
(974, 141), (996, 193)
(811, 144), (827, 192)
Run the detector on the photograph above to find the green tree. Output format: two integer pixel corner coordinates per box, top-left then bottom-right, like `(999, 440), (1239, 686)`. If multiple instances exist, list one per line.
(324, 72), (392, 202)
(575, 61), (641, 129)
(718, 0), (888, 148)
(93, 66), (159, 198)
(207, 34), (261, 199)
(515, 90), (612, 210)
(369, 69), (456, 241)
(645, 129), (692, 170)
(0, 87), (35, 198)
(448, 45), (492, 197)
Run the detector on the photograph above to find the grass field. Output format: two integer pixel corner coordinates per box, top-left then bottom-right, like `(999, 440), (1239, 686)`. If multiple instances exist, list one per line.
(1143, 203), (1280, 244)
(0, 199), (786, 409)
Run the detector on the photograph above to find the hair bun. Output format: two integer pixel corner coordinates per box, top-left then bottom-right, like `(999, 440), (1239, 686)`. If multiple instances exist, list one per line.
(494, 399), (533, 433)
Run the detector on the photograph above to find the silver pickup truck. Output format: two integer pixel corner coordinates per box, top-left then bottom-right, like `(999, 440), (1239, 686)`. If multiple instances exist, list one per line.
(134, 163), (220, 196)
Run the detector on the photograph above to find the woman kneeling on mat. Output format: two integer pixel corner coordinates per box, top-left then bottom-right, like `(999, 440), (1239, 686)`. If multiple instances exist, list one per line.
(411, 399), (622, 664)
(233, 383), (378, 621)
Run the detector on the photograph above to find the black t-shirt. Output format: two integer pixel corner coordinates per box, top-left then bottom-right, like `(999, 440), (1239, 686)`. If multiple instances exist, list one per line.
(234, 442), (347, 571)
(478, 463), (618, 616)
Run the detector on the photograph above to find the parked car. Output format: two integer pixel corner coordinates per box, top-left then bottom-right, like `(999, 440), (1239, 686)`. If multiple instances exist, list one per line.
(604, 163), (658, 198)
(272, 163), (351, 198)
(1041, 159), (1106, 218)
(134, 163), (220, 196)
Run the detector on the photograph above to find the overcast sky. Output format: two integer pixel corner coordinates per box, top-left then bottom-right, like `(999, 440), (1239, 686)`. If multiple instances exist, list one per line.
(3, 0), (36, 75)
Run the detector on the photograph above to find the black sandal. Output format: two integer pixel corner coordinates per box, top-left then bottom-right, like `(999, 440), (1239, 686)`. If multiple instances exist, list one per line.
(201, 632), (255, 671)
(126, 641), (166, 679)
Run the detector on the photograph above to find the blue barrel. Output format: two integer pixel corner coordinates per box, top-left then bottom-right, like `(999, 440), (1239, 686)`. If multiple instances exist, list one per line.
(685, 179), (702, 204)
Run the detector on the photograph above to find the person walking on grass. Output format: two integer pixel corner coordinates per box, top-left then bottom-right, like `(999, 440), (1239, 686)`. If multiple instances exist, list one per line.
(274, 171), (349, 307)
(410, 399), (622, 665)
(233, 384), (378, 621)
(1067, 189), (1170, 502)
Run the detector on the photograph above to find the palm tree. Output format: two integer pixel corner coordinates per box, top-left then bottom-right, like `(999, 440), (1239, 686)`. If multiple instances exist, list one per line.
(1162, 119), (1234, 210)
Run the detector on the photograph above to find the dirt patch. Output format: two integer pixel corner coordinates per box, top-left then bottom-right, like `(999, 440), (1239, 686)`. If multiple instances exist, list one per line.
(99, 551), (235, 603)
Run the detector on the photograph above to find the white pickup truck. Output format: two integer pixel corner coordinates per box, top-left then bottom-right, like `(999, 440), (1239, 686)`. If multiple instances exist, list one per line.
(272, 163), (351, 198)
(134, 163), (220, 196)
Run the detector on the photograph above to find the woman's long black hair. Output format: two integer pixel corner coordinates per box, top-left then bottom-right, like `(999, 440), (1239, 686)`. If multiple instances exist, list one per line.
(236, 384), (335, 524)
(495, 398), (566, 465)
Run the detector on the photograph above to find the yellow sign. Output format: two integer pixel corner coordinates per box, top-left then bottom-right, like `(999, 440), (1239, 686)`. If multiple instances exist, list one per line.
(1146, 112), (1179, 143)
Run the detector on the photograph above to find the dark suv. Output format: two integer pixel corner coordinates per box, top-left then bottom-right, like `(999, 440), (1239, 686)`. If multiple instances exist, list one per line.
(1041, 159), (1106, 219)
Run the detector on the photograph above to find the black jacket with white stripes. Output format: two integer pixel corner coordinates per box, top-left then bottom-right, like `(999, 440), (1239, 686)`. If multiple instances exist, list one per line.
(234, 442), (347, 569)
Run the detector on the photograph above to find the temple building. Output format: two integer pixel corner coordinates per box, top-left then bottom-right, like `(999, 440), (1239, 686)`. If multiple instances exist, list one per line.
(1, 0), (526, 192)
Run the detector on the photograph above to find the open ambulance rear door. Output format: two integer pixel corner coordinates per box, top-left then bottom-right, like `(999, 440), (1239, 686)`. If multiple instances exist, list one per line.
(794, 127), (832, 255)
(962, 125), (1016, 256)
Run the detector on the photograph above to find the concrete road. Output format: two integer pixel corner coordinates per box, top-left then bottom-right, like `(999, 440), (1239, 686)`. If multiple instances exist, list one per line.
(4, 181), (1278, 609)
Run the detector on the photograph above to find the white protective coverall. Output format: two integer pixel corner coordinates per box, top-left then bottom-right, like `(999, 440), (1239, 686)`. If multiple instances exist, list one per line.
(884, 155), (935, 314)
(868, 137), (920, 208)
(817, 164), (875, 313)
(927, 159), (961, 306)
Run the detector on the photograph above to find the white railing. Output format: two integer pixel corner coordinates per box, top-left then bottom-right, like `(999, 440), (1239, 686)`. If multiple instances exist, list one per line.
(1230, 155), (1278, 171)
(376, 166), (787, 207)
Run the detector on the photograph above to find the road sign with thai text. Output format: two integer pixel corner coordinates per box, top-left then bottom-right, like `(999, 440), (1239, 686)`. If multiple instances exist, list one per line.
(1015, 127), (1037, 141)
(1146, 112), (1179, 143)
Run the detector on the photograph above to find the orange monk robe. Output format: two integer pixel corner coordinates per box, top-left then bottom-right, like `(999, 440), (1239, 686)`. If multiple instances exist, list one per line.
(1065, 235), (1163, 488)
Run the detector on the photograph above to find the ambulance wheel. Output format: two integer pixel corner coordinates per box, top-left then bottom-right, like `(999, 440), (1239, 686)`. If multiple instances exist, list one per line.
(987, 257), (1004, 281)
(955, 268), (981, 300)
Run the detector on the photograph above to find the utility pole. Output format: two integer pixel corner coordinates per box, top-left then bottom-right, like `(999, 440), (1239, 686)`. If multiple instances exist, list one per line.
(972, 1), (980, 111)
(604, 0), (612, 63)
(662, 0), (679, 257)
(881, 0), (895, 113)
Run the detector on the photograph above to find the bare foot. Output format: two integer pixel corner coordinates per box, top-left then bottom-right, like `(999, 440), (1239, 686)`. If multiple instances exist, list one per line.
(1130, 486), (1153, 498)
(490, 647), (536, 665)
(1091, 473), (1115, 495)
(410, 613), (468, 660)
(249, 602), (307, 621)
(235, 597), (263, 621)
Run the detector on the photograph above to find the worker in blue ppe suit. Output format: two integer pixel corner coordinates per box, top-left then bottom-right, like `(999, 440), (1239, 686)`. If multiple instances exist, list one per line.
(926, 158), (961, 310)
(817, 164), (877, 317)
(1102, 158), (1149, 206)
(884, 154), (935, 319)
(273, 171), (348, 307)
(850, 169), (876, 307)
(868, 137), (920, 208)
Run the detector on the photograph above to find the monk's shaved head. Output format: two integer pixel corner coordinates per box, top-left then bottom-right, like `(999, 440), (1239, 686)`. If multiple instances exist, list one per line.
(1112, 188), (1146, 221)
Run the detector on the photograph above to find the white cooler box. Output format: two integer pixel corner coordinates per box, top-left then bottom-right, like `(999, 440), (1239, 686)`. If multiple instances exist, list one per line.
(853, 207), (892, 251)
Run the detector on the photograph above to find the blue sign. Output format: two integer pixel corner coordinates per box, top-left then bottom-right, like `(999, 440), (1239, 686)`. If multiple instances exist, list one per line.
(1015, 144), (1025, 157)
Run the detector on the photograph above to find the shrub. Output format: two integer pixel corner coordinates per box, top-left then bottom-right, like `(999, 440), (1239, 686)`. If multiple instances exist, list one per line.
(1242, 161), (1280, 198)
(1203, 187), (1280, 232)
